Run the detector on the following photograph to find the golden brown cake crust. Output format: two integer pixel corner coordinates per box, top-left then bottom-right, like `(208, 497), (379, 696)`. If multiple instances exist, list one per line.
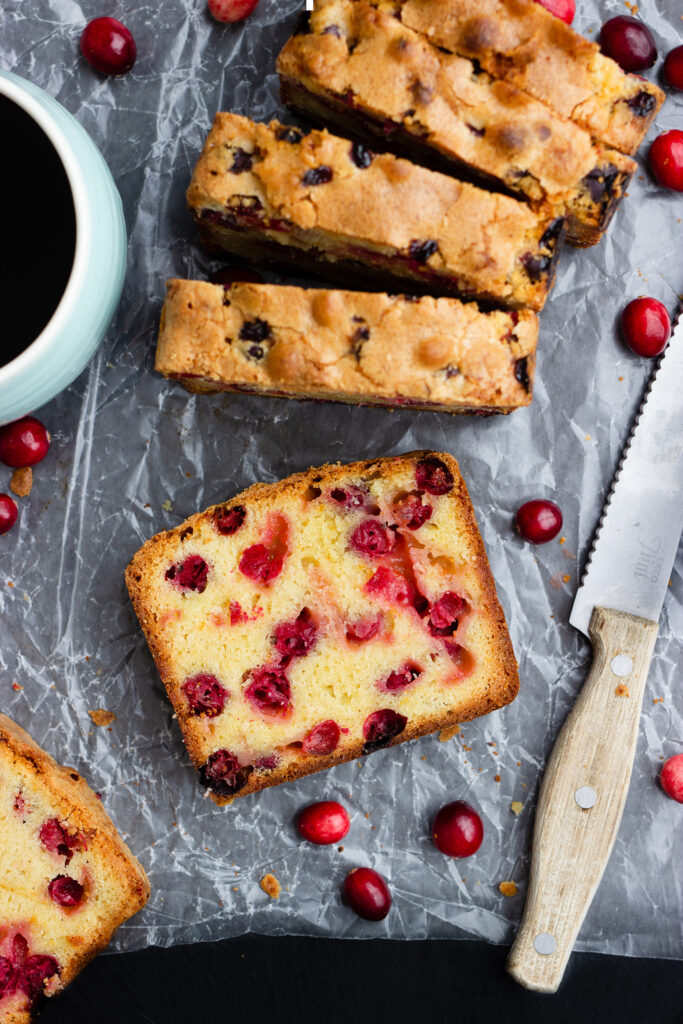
(0, 714), (150, 1021)
(125, 451), (519, 806)
(187, 113), (563, 311)
(390, 0), (664, 155)
(155, 279), (537, 413)
(277, 0), (635, 246)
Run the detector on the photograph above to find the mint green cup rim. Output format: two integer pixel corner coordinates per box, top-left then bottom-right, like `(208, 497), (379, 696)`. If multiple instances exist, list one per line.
(0, 70), (126, 422)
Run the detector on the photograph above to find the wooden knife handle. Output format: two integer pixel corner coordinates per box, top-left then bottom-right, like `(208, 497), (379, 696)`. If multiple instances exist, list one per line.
(506, 607), (659, 993)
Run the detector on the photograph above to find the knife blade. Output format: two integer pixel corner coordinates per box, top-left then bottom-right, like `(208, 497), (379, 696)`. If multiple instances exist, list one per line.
(507, 315), (683, 993)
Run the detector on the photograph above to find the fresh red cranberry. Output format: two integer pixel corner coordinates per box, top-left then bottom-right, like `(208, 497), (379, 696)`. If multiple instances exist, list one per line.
(343, 867), (391, 921)
(39, 818), (82, 862)
(362, 709), (407, 753)
(302, 720), (341, 755)
(208, 0), (261, 23)
(599, 16), (657, 72)
(0, 956), (13, 995)
(245, 665), (291, 717)
(346, 615), (382, 643)
(432, 800), (484, 857)
(415, 456), (454, 495)
(48, 875), (84, 908)
(214, 504), (246, 535)
(239, 543), (283, 582)
(18, 954), (60, 1002)
(330, 485), (368, 512)
(0, 416), (50, 468)
(0, 494), (18, 535)
(80, 17), (136, 75)
(621, 297), (671, 357)
(533, 0), (574, 23)
(350, 520), (396, 558)
(182, 674), (228, 717)
(392, 492), (432, 530)
(210, 265), (264, 287)
(199, 749), (253, 796)
(165, 554), (209, 592)
(429, 592), (466, 636)
(382, 663), (422, 691)
(664, 46), (683, 90)
(274, 608), (317, 657)
(365, 566), (415, 607)
(649, 131), (683, 192)
(660, 754), (683, 802)
(297, 800), (350, 844)
(515, 499), (563, 544)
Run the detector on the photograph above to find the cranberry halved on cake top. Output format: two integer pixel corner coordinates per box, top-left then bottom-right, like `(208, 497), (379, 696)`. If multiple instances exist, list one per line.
(125, 452), (518, 804)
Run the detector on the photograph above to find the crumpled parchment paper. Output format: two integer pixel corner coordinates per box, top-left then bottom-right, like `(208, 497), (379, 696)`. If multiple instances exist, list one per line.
(1, 0), (682, 959)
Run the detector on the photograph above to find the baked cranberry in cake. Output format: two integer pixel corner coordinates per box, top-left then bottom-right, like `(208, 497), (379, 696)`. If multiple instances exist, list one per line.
(350, 520), (396, 558)
(392, 493), (432, 530)
(415, 456), (454, 495)
(429, 593), (466, 637)
(199, 749), (253, 795)
(362, 709), (408, 753)
(48, 876), (85, 908)
(533, 0), (574, 23)
(39, 818), (83, 863)
(126, 453), (519, 803)
(302, 720), (341, 755)
(245, 666), (292, 718)
(214, 504), (246, 534)
(165, 554), (209, 592)
(239, 543), (283, 582)
(0, 713), (149, 1020)
(182, 674), (229, 717)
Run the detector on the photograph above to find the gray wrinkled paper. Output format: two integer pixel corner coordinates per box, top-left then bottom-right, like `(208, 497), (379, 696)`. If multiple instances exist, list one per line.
(1, 0), (682, 958)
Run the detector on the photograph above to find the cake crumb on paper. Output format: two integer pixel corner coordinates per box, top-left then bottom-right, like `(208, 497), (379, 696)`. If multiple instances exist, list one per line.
(162, 499), (173, 511)
(439, 724), (461, 742)
(510, 801), (523, 815)
(260, 873), (281, 899)
(499, 881), (518, 898)
(614, 684), (630, 698)
(10, 467), (32, 497)
(88, 709), (117, 727)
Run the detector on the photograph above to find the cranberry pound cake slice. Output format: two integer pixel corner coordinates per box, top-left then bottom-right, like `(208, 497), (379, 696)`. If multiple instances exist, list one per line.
(125, 452), (518, 805)
(187, 113), (564, 311)
(278, 0), (636, 247)
(0, 714), (149, 1023)
(156, 279), (538, 414)
(391, 0), (664, 156)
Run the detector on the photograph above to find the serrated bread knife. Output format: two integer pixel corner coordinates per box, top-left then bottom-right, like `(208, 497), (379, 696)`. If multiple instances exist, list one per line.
(507, 315), (683, 993)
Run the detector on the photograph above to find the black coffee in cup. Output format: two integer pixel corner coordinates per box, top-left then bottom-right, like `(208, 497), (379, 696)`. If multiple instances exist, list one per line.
(0, 97), (76, 366)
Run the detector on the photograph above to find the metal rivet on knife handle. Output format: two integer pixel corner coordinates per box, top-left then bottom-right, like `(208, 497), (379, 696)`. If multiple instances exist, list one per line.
(574, 786), (597, 809)
(533, 933), (557, 956)
(610, 654), (634, 676)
